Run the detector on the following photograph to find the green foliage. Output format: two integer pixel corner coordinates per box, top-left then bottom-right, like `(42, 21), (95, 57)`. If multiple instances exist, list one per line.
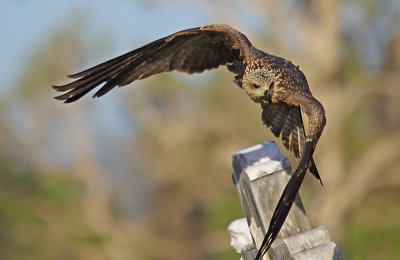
(343, 188), (400, 260)
(0, 160), (102, 260)
(341, 108), (375, 162)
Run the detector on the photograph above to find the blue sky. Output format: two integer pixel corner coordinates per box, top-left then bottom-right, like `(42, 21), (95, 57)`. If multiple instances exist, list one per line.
(0, 0), (217, 90)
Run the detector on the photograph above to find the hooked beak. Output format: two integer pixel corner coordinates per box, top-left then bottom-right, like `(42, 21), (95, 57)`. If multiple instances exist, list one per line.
(263, 82), (274, 97)
(263, 85), (270, 96)
(263, 83), (274, 103)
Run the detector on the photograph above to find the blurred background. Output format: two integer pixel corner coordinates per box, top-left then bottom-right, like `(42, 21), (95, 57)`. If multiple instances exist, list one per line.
(1, 0), (400, 259)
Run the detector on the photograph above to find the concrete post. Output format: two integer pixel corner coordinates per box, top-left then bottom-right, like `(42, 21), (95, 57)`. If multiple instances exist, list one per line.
(231, 141), (343, 259)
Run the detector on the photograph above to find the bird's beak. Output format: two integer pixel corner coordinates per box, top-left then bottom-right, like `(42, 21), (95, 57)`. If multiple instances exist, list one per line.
(263, 85), (269, 95)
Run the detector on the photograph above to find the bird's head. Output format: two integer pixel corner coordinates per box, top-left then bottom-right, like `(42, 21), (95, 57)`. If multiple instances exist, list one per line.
(242, 66), (275, 103)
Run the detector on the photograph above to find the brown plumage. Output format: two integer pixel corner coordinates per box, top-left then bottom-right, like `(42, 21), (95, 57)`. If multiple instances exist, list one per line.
(53, 24), (326, 259)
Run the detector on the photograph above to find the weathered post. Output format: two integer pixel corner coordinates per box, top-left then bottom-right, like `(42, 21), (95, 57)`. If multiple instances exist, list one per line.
(231, 141), (343, 259)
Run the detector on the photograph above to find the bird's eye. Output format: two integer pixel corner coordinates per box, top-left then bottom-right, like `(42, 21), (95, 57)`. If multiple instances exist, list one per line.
(251, 84), (261, 90)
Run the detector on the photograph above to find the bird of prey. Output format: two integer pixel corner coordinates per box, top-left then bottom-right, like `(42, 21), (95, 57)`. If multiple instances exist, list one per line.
(53, 24), (326, 259)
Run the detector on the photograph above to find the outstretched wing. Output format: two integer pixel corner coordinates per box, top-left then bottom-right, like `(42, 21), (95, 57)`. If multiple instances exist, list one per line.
(53, 24), (253, 103)
(261, 103), (322, 183)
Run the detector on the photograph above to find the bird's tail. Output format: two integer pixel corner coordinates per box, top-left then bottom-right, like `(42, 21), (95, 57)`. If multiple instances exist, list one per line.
(309, 158), (323, 186)
(254, 140), (314, 260)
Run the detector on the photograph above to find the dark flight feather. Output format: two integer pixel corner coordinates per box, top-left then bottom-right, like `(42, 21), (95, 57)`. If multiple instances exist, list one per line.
(53, 25), (250, 103)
